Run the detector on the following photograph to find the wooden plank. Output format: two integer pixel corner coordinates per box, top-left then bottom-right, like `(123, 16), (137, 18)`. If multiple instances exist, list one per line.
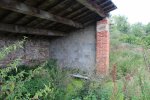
(0, 23), (65, 36)
(76, 0), (107, 17)
(105, 7), (116, 13)
(13, 0), (48, 24)
(26, 0), (77, 28)
(103, 4), (114, 10)
(99, 0), (110, 6)
(0, 0), (83, 28)
(70, 74), (89, 80)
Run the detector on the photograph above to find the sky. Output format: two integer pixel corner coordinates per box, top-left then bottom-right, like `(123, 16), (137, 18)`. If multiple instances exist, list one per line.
(111, 0), (150, 24)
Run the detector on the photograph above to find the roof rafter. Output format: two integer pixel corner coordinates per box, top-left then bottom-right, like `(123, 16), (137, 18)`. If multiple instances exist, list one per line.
(0, 0), (83, 28)
(76, 0), (107, 17)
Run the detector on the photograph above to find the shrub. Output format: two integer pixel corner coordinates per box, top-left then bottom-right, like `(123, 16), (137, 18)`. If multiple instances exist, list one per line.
(0, 38), (53, 99)
(119, 34), (142, 45)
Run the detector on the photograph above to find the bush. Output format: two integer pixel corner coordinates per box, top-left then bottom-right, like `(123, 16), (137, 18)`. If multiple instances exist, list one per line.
(0, 38), (53, 99)
(119, 34), (142, 45)
(0, 40), (87, 100)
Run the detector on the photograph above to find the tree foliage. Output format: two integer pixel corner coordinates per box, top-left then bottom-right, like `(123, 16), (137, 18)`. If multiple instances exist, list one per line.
(145, 22), (150, 34)
(111, 15), (150, 47)
(131, 23), (145, 37)
(112, 15), (130, 34)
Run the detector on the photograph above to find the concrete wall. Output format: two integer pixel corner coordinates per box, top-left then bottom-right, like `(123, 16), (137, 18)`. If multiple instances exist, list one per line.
(0, 24), (97, 73)
(0, 34), (50, 66)
(49, 25), (96, 73)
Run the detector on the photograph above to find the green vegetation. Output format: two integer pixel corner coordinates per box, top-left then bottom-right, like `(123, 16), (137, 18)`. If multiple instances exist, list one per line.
(0, 15), (150, 100)
(0, 39), (97, 100)
(110, 15), (150, 100)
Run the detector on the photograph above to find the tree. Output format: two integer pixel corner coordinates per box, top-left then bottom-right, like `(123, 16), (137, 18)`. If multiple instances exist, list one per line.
(145, 22), (150, 35)
(130, 23), (145, 37)
(111, 15), (130, 34)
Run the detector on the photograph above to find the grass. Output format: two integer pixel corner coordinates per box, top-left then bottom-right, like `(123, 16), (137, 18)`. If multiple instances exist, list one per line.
(109, 30), (150, 100)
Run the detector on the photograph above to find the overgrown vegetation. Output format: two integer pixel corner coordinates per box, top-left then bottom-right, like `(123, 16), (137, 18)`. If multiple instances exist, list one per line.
(0, 15), (150, 100)
(0, 38), (100, 99)
(109, 15), (150, 100)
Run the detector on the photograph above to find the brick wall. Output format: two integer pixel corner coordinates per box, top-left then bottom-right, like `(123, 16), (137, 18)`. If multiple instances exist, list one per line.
(0, 34), (50, 66)
(96, 18), (109, 75)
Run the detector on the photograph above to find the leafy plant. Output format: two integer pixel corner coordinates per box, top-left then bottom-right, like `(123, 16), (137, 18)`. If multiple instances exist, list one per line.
(0, 38), (53, 100)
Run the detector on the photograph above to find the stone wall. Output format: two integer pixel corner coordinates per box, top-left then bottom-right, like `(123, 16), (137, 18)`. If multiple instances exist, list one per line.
(0, 34), (50, 66)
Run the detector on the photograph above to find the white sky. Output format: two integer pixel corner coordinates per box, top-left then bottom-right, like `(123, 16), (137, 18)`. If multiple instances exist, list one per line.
(111, 0), (150, 24)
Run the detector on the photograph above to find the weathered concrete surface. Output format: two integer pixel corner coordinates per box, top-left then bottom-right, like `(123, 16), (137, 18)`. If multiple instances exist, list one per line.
(0, 24), (97, 74)
(49, 25), (96, 73)
(0, 34), (50, 66)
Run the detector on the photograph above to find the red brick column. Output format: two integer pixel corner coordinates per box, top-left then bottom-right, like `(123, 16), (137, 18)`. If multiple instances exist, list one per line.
(96, 18), (109, 75)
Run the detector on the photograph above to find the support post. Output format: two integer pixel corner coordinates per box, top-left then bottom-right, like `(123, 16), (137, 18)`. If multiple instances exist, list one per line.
(96, 18), (109, 75)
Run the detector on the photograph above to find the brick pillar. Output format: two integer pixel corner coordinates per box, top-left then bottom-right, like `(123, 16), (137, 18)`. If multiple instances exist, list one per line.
(96, 18), (109, 75)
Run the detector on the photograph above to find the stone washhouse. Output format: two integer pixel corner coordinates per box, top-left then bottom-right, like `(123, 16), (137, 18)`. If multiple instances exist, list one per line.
(0, 0), (116, 75)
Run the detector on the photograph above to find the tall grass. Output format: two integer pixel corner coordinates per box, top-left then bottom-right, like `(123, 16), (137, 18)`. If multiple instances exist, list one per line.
(109, 28), (150, 100)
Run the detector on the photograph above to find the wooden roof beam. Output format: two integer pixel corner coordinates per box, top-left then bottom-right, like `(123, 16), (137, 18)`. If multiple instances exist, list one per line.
(0, 23), (65, 36)
(103, 4), (114, 10)
(105, 7), (116, 13)
(99, 0), (110, 6)
(76, 0), (107, 17)
(0, 0), (83, 28)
